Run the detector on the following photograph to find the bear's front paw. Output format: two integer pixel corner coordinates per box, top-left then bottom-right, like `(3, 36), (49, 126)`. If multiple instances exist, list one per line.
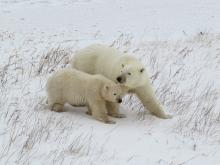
(108, 113), (126, 118)
(164, 114), (173, 119)
(157, 113), (173, 119)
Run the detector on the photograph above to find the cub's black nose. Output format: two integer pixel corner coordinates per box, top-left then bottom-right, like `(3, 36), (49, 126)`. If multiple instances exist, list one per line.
(117, 98), (122, 103)
(116, 76), (122, 83)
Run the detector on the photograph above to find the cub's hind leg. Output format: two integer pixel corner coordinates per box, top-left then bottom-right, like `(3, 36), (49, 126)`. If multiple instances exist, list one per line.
(51, 103), (65, 112)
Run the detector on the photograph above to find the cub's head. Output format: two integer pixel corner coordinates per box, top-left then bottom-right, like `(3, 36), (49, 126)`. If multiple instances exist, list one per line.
(116, 61), (147, 88)
(101, 82), (123, 103)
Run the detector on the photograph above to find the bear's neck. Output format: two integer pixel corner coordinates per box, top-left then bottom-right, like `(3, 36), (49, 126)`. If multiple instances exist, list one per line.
(120, 85), (131, 95)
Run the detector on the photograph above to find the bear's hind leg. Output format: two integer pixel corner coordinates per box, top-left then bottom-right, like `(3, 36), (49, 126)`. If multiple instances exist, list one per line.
(106, 101), (126, 118)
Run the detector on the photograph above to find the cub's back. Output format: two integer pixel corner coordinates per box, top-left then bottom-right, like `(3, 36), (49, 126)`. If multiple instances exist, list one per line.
(48, 68), (96, 88)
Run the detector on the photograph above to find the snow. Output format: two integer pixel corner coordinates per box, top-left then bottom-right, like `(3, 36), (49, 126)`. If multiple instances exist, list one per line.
(0, 0), (220, 164)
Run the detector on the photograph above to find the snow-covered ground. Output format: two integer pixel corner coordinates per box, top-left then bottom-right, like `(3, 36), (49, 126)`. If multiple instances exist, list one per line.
(0, 0), (220, 164)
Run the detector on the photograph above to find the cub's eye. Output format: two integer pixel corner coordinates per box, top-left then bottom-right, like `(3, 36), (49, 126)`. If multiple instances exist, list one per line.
(114, 93), (117, 96)
(128, 72), (131, 75)
(140, 68), (145, 73)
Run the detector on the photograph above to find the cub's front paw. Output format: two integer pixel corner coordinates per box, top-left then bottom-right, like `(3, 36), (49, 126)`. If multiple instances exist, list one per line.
(108, 113), (126, 118)
(105, 120), (116, 124)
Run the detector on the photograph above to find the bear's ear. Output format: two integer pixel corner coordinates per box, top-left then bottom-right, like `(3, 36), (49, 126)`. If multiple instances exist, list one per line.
(140, 68), (145, 73)
(121, 64), (124, 68)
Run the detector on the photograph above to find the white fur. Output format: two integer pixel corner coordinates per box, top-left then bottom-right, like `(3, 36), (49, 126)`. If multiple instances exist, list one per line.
(46, 68), (124, 123)
(71, 44), (171, 119)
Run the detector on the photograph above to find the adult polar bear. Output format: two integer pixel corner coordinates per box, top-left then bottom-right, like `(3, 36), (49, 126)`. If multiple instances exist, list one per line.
(71, 44), (171, 119)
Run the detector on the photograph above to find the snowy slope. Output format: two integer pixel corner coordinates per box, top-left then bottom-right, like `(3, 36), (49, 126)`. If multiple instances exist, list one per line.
(0, 0), (220, 164)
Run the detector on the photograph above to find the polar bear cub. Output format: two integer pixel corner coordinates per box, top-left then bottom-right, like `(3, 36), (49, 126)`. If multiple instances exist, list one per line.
(71, 44), (171, 119)
(46, 68), (123, 124)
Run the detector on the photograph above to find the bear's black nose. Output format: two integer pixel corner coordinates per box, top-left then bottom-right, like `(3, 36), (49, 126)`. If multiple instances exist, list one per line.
(117, 98), (122, 103)
(116, 76), (122, 83)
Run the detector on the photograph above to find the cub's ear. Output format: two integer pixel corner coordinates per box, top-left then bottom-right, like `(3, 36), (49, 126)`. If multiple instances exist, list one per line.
(140, 68), (145, 73)
(103, 84), (109, 92)
(121, 64), (125, 68)
(101, 83), (110, 97)
(105, 84), (109, 90)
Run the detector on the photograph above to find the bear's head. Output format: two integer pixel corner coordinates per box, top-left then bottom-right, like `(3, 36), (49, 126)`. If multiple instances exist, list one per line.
(115, 60), (147, 88)
(101, 82), (123, 103)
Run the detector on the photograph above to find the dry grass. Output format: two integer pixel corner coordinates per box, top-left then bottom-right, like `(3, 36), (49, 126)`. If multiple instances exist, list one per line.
(0, 31), (220, 164)
(37, 47), (71, 75)
(109, 32), (220, 140)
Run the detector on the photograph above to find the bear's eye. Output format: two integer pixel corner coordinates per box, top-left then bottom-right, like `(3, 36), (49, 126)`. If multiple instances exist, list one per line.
(140, 68), (145, 73)
(114, 93), (117, 96)
(128, 72), (131, 75)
